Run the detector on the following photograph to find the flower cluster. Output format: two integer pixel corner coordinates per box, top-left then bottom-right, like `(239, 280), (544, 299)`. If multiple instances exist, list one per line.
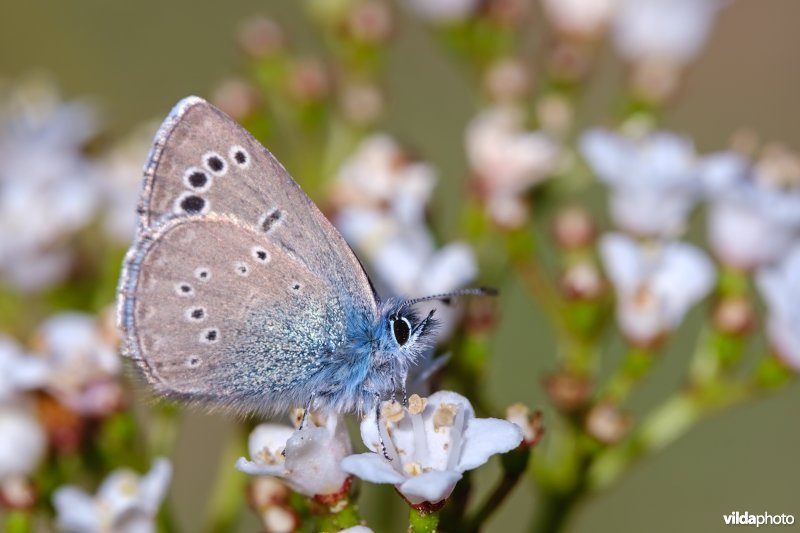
(1, 1), (797, 532)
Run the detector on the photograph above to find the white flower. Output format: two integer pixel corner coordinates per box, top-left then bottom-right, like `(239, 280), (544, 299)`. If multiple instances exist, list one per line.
(331, 134), (435, 223)
(612, 0), (724, 67)
(98, 122), (157, 243)
(542, 0), (622, 37)
(580, 128), (735, 238)
(403, 0), (479, 22)
(466, 106), (560, 227)
(0, 403), (46, 483)
(756, 245), (800, 371)
(53, 458), (172, 533)
(341, 391), (522, 506)
(333, 135), (477, 298)
(36, 312), (123, 415)
(599, 233), (715, 346)
(0, 335), (48, 403)
(236, 413), (352, 498)
(0, 77), (101, 291)
(701, 151), (800, 270)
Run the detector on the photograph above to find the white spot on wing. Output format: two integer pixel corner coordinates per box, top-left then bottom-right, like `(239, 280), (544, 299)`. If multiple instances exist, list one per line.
(251, 246), (270, 264)
(202, 151), (228, 176)
(200, 327), (219, 344)
(234, 261), (250, 276)
(175, 282), (194, 296)
(183, 167), (212, 192)
(229, 145), (251, 169)
(194, 267), (211, 281)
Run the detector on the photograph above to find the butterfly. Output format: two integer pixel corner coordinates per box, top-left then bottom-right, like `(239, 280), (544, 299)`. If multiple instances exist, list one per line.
(116, 96), (493, 429)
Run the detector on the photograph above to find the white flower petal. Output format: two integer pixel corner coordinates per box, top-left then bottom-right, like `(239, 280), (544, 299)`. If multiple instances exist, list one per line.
(599, 233), (642, 290)
(234, 457), (285, 477)
(340, 453), (406, 484)
(613, 0), (723, 65)
(417, 242), (477, 296)
(579, 129), (629, 187)
(0, 404), (46, 480)
(248, 424), (296, 458)
(53, 486), (99, 532)
(457, 418), (523, 471)
(404, 0), (479, 22)
(137, 458), (172, 514)
(284, 426), (351, 495)
(398, 470), (463, 505)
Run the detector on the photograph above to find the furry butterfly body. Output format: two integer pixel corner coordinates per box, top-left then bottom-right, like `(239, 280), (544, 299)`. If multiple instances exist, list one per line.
(117, 97), (441, 416)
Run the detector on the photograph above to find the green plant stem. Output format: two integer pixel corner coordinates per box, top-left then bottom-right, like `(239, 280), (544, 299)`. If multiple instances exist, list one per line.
(205, 424), (249, 533)
(315, 496), (360, 532)
(590, 382), (753, 490)
(529, 487), (583, 533)
(603, 348), (654, 404)
(465, 447), (531, 532)
(530, 452), (592, 533)
(409, 508), (440, 533)
(2, 510), (33, 533)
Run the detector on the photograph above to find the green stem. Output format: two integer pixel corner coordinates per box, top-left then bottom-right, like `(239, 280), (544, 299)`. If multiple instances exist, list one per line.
(205, 424), (249, 533)
(315, 496), (360, 532)
(529, 488), (583, 533)
(3, 510), (33, 533)
(409, 508), (440, 533)
(465, 447), (531, 531)
(602, 348), (654, 404)
(590, 382), (753, 490)
(530, 452), (592, 533)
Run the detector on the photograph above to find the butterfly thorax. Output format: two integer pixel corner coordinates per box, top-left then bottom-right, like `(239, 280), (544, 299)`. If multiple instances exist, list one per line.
(303, 300), (438, 414)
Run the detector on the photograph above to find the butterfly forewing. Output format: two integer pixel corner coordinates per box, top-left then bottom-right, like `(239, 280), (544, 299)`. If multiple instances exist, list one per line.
(118, 97), (378, 409)
(136, 97), (376, 317)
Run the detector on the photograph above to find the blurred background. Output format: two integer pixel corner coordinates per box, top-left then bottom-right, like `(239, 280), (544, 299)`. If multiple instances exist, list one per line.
(0, 1), (798, 532)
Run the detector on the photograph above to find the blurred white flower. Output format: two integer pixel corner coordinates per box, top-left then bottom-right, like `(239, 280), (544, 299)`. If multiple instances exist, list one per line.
(36, 312), (123, 416)
(756, 245), (800, 372)
(98, 122), (157, 243)
(341, 391), (522, 506)
(702, 150), (800, 270)
(339, 527), (375, 533)
(613, 0), (724, 68)
(599, 233), (715, 346)
(404, 0), (479, 22)
(580, 128), (736, 238)
(53, 458), (172, 533)
(542, 0), (622, 38)
(236, 412), (352, 498)
(0, 78), (101, 291)
(332, 135), (477, 298)
(0, 403), (46, 483)
(0, 335), (48, 403)
(466, 106), (560, 228)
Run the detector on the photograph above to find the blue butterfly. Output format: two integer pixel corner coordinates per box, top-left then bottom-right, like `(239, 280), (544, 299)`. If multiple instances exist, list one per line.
(117, 97), (493, 445)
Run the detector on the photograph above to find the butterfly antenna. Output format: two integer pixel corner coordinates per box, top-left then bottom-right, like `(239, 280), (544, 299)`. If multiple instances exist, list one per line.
(397, 287), (498, 316)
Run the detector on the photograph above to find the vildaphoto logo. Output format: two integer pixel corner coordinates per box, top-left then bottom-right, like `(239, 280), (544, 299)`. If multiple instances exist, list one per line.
(723, 512), (795, 527)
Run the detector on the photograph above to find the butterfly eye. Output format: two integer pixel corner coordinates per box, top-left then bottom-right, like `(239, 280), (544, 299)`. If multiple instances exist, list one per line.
(391, 316), (411, 346)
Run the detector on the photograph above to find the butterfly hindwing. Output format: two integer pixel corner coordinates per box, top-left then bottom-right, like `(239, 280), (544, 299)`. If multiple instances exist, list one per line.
(120, 214), (349, 411)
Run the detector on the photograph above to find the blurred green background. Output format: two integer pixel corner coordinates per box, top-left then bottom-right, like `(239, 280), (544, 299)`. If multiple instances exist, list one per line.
(1, 1), (798, 531)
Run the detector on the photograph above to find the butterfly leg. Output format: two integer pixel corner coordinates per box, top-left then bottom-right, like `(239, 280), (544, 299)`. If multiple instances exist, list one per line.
(299, 394), (315, 430)
(374, 392), (392, 462)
